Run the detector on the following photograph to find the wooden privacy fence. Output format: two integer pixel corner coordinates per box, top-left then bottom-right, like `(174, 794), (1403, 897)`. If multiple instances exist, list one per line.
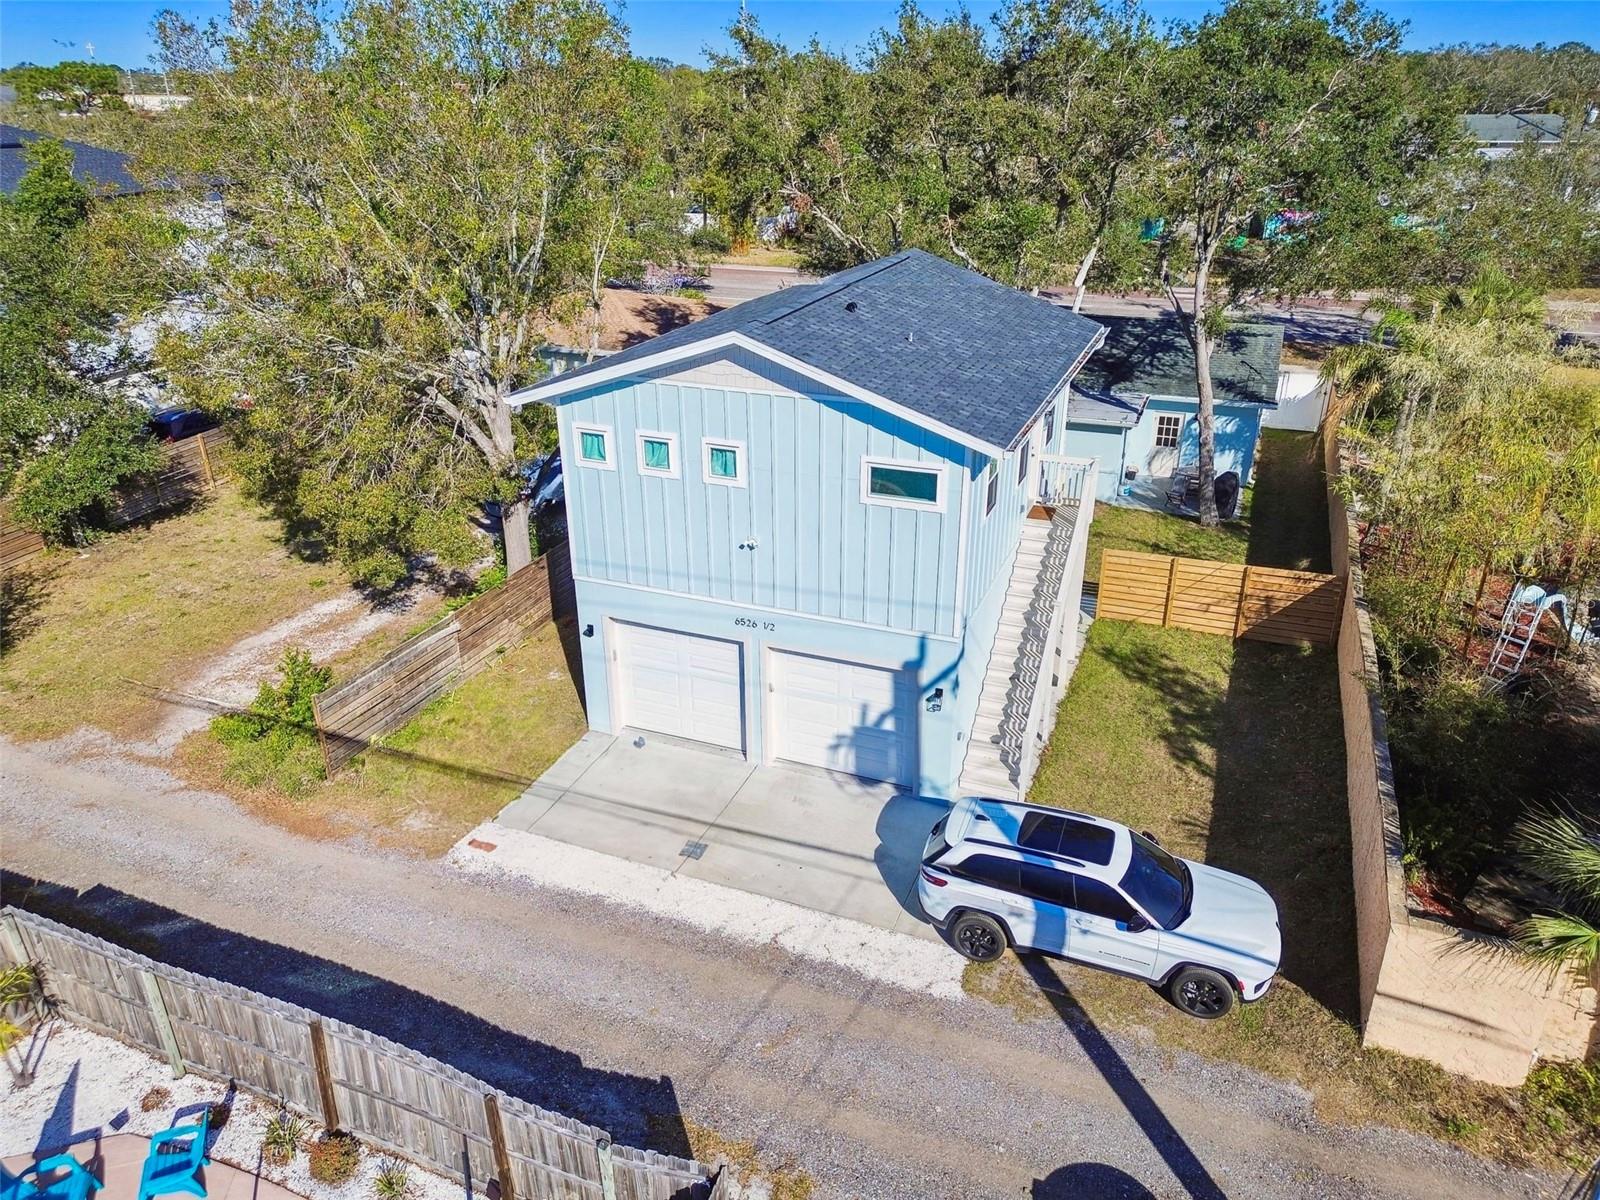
(314, 553), (568, 775)
(0, 499), (47, 572)
(1098, 549), (1343, 646)
(1, 907), (725, 1200)
(108, 428), (234, 527)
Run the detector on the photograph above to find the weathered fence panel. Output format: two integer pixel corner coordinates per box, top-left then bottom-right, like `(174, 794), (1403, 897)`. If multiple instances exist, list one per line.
(2, 907), (723, 1199)
(0, 500), (47, 571)
(107, 428), (233, 527)
(1098, 549), (1343, 646)
(313, 554), (557, 775)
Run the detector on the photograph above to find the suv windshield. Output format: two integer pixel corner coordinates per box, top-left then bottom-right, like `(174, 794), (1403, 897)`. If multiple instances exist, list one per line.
(1120, 832), (1190, 929)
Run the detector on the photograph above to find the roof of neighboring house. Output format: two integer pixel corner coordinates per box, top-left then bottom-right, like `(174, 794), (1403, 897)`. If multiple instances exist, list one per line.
(514, 249), (1107, 453)
(1462, 112), (1566, 144)
(1072, 315), (1283, 409)
(1, 123), (146, 196)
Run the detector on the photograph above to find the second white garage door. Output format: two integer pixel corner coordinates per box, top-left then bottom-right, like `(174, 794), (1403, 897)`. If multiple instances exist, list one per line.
(770, 650), (915, 786)
(614, 622), (745, 751)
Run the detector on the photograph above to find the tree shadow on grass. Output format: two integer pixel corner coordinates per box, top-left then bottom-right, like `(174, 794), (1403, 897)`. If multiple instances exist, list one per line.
(2, 871), (698, 1167)
(1094, 629), (1225, 782)
(1, 557), (62, 655)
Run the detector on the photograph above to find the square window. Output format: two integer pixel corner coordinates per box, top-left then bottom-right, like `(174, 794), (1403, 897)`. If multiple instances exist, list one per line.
(863, 460), (941, 509)
(1155, 414), (1182, 449)
(702, 439), (746, 487)
(573, 424), (614, 470)
(636, 430), (678, 477)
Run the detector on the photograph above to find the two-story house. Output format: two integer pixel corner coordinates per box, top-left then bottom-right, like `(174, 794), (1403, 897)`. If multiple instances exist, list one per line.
(509, 250), (1105, 801)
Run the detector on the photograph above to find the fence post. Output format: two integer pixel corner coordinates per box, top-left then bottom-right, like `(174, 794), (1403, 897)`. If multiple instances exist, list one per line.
(136, 969), (186, 1079)
(195, 433), (215, 488)
(0, 911), (31, 966)
(482, 1093), (516, 1200)
(1234, 565), (1253, 640)
(1161, 557), (1179, 627)
(307, 1018), (341, 1130)
(594, 1136), (617, 1200)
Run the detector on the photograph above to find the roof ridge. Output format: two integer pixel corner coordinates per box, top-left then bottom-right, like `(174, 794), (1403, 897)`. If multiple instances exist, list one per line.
(753, 252), (913, 326)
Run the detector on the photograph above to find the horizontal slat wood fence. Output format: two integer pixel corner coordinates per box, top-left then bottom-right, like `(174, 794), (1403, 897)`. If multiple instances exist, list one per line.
(1098, 549), (1343, 646)
(0, 499), (47, 571)
(314, 555), (557, 775)
(1, 908), (725, 1200)
(107, 428), (233, 527)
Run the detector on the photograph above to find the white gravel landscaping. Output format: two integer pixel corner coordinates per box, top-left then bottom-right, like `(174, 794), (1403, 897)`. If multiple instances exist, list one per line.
(449, 820), (967, 1001)
(2, 1021), (470, 1200)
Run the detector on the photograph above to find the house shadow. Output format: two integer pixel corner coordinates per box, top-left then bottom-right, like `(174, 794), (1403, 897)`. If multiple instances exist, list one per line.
(1019, 955), (1227, 1200)
(2, 871), (697, 1167)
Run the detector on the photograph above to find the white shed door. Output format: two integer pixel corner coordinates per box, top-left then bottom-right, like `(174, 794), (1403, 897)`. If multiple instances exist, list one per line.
(615, 623), (744, 751)
(770, 650), (915, 786)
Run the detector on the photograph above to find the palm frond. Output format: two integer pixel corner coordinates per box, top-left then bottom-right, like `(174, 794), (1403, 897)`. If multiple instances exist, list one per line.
(1512, 912), (1600, 975)
(1513, 808), (1600, 909)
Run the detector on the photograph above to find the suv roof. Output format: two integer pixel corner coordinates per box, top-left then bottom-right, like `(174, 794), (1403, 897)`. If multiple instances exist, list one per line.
(944, 796), (1132, 883)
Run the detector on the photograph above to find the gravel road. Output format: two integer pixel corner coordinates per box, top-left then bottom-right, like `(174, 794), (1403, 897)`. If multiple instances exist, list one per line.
(1, 738), (1564, 1200)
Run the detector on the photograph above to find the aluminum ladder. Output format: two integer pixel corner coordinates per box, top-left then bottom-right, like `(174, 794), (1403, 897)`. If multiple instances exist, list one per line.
(1485, 583), (1563, 690)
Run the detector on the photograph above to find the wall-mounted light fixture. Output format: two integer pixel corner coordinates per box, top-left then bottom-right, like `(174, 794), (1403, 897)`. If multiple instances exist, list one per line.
(583, 623), (595, 637)
(926, 686), (944, 713)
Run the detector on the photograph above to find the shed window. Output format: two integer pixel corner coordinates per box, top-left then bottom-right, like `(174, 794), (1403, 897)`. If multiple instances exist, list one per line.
(637, 431), (678, 477)
(862, 459), (942, 510)
(1155, 414), (1182, 449)
(703, 439), (746, 486)
(573, 424), (614, 470)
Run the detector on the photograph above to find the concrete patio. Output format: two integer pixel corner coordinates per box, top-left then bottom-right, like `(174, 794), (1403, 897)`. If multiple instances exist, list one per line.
(4, 1135), (303, 1200)
(494, 732), (949, 939)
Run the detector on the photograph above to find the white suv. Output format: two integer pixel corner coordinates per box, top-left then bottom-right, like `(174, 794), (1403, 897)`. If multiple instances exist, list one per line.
(918, 797), (1281, 1019)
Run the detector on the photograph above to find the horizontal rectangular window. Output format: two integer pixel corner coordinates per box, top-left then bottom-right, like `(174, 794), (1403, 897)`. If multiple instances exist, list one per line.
(573, 423), (615, 470)
(861, 457), (944, 512)
(636, 430), (678, 477)
(702, 439), (746, 487)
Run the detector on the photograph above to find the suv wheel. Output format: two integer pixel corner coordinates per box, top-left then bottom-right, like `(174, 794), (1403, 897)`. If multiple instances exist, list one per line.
(1167, 966), (1235, 1019)
(950, 912), (1007, 963)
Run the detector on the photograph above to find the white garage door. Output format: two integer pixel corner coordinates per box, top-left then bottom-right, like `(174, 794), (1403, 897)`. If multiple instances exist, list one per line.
(615, 622), (744, 751)
(770, 650), (915, 786)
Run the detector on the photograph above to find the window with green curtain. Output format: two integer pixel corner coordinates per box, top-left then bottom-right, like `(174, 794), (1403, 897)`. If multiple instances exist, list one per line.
(869, 464), (939, 504)
(642, 437), (671, 471)
(580, 430), (607, 462)
(708, 445), (739, 479)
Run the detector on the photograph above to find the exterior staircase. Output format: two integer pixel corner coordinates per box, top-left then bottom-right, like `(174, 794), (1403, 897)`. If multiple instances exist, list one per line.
(958, 512), (1073, 801)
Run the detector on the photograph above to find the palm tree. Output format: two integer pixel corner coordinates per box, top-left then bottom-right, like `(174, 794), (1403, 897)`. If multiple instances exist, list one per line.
(0, 962), (40, 1084)
(1512, 807), (1600, 980)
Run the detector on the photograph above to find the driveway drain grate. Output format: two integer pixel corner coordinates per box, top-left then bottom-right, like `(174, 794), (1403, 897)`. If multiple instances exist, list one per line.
(679, 840), (708, 860)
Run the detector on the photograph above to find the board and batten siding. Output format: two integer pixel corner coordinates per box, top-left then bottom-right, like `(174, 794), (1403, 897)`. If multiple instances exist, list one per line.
(558, 348), (966, 636)
(961, 436), (1032, 619)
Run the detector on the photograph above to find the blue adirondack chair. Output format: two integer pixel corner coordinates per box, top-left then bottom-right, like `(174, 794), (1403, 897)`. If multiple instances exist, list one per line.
(3, 1154), (103, 1200)
(137, 1113), (209, 1200)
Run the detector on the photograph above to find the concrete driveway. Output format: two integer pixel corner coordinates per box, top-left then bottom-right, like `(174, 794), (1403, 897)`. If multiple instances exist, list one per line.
(494, 732), (947, 939)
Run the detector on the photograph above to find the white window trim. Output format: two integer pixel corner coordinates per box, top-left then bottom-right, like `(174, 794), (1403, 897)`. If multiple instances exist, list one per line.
(573, 422), (616, 471)
(984, 459), (999, 516)
(1154, 413), (1182, 449)
(635, 429), (680, 479)
(860, 455), (945, 513)
(702, 437), (747, 488)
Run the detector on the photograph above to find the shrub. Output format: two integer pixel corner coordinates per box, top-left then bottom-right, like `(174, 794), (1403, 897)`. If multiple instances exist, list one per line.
(211, 648), (331, 795)
(373, 1158), (410, 1200)
(688, 224), (731, 255)
(1523, 1059), (1600, 1139)
(139, 1086), (171, 1113)
(308, 1132), (361, 1185)
(261, 1113), (308, 1165)
(674, 287), (708, 301)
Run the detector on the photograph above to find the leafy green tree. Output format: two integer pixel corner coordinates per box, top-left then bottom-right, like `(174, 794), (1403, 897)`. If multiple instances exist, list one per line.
(152, 0), (657, 586)
(1150, 0), (1456, 525)
(1, 61), (126, 115)
(1, 138), (161, 541)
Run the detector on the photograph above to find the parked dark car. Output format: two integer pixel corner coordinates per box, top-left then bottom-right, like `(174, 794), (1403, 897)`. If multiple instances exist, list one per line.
(148, 407), (218, 441)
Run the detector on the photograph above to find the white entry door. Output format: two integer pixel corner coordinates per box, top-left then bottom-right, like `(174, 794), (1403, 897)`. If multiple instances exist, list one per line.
(769, 650), (915, 786)
(614, 622), (744, 751)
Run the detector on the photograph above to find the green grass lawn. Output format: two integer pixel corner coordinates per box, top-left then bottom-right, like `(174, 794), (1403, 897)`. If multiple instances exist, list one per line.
(964, 430), (1585, 1169)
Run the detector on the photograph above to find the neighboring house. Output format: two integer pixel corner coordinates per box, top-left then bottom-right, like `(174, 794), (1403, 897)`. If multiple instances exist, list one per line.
(0, 123), (147, 196)
(1063, 316), (1282, 505)
(510, 249), (1106, 801)
(1461, 112), (1567, 160)
(122, 93), (192, 113)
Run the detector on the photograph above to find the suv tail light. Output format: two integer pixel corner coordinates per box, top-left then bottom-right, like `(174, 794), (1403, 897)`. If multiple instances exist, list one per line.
(920, 868), (948, 887)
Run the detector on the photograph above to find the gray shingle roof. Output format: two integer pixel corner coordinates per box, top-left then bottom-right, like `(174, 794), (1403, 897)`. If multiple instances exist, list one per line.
(524, 249), (1106, 451)
(1065, 389), (1146, 428)
(1072, 316), (1283, 408)
(1, 123), (146, 197)
(1462, 113), (1565, 144)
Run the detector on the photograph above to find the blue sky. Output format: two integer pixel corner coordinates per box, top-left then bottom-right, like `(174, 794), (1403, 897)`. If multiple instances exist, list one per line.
(3, 0), (1597, 71)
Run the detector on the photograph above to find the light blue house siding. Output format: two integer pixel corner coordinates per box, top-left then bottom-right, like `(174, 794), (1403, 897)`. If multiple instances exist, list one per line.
(553, 347), (1039, 798)
(1066, 396), (1266, 503)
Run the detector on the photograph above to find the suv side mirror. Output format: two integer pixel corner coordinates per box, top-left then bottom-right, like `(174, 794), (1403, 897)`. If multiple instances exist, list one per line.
(1124, 914), (1151, 933)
